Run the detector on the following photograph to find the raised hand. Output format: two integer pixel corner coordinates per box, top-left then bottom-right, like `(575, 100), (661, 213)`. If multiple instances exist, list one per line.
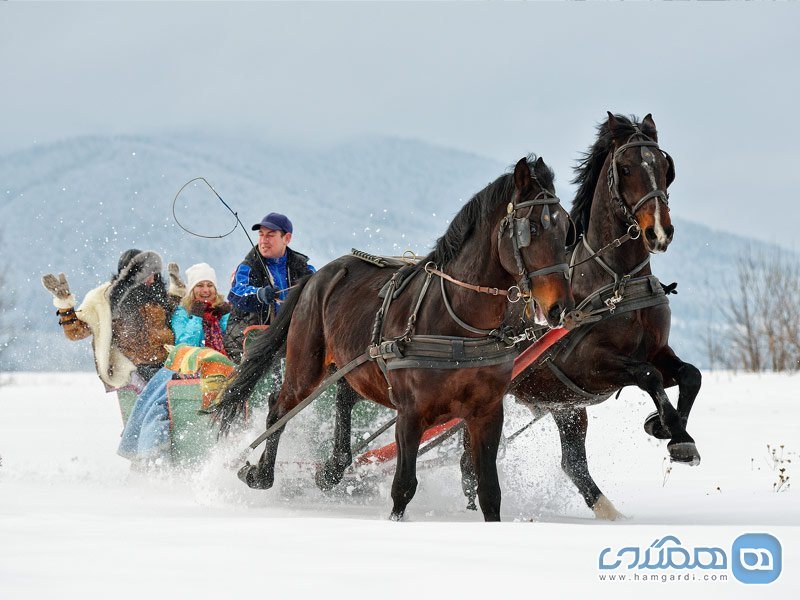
(168, 262), (184, 285)
(168, 262), (187, 296)
(41, 273), (72, 300)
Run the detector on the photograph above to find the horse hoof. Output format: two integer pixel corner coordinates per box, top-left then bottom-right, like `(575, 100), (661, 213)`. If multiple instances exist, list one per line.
(389, 510), (405, 522)
(668, 442), (701, 466)
(237, 462), (273, 489)
(314, 465), (338, 492)
(643, 411), (671, 439)
(466, 499), (477, 511)
(592, 495), (626, 521)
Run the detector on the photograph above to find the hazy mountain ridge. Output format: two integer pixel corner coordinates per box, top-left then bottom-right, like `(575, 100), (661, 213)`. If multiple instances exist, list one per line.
(0, 134), (786, 371)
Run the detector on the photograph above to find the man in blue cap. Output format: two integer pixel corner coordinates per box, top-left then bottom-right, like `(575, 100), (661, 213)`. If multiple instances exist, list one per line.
(223, 212), (315, 362)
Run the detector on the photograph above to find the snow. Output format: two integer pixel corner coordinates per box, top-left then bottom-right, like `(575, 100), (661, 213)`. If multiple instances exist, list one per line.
(1, 371), (798, 598)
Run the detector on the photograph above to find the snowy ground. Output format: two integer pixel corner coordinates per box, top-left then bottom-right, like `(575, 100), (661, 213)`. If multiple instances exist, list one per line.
(1, 371), (798, 598)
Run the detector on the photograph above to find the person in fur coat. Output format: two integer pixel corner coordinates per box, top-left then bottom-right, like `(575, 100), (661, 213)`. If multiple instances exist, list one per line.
(42, 249), (184, 389)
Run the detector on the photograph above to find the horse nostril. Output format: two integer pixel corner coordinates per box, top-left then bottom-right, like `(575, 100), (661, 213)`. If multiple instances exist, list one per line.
(644, 227), (657, 243)
(664, 224), (675, 240)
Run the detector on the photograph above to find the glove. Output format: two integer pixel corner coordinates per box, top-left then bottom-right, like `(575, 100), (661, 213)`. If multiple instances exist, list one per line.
(256, 286), (276, 304)
(190, 300), (210, 317)
(212, 301), (232, 317)
(168, 262), (187, 297)
(42, 273), (76, 309)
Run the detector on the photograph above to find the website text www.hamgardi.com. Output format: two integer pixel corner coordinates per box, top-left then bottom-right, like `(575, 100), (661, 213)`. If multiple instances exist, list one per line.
(599, 573), (728, 583)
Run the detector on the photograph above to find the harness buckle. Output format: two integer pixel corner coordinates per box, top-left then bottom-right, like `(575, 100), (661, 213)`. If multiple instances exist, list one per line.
(507, 285), (523, 303)
(604, 291), (623, 314)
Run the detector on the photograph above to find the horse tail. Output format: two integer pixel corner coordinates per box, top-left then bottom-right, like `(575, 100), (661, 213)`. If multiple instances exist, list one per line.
(216, 274), (313, 433)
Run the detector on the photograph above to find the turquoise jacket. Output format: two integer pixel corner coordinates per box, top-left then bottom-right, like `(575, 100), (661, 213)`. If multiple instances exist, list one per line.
(170, 306), (230, 347)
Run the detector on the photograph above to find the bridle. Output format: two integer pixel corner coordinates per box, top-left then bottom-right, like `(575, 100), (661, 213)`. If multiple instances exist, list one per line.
(498, 186), (570, 303)
(607, 128), (674, 230)
(571, 128), (675, 274)
(569, 127), (676, 307)
(416, 174), (570, 339)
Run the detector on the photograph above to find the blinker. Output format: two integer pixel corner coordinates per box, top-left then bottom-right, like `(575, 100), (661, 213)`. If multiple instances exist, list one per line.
(514, 218), (531, 248)
(541, 204), (551, 230)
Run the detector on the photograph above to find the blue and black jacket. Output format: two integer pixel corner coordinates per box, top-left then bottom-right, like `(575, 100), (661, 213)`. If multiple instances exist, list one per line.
(223, 246), (314, 361)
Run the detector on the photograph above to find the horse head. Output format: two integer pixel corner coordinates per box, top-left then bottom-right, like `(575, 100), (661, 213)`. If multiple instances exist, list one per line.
(605, 112), (675, 254)
(497, 156), (574, 327)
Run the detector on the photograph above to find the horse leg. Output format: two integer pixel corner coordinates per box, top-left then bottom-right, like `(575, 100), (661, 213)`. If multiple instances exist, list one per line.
(238, 333), (330, 490)
(644, 347), (702, 440)
(466, 404), (504, 522)
(459, 428), (478, 511)
(623, 359), (701, 466)
(237, 390), (287, 490)
(551, 408), (624, 520)
(389, 410), (423, 521)
(315, 379), (359, 491)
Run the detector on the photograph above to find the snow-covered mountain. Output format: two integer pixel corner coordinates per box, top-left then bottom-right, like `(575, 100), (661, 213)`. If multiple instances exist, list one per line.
(0, 134), (783, 371)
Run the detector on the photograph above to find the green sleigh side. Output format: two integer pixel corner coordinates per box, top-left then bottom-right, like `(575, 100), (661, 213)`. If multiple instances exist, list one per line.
(116, 376), (274, 465)
(115, 332), (273, 465)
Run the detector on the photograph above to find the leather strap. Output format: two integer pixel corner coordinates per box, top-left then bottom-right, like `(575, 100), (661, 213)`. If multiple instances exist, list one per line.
(427, 266), (508, 297)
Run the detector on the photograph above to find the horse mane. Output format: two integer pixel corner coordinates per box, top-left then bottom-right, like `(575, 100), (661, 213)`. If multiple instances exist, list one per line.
(422, 155), (554, 268)
(570, 114), (657, 241)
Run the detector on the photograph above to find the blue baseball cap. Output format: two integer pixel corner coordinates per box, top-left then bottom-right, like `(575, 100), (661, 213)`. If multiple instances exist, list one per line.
(251, 212), (293, 234)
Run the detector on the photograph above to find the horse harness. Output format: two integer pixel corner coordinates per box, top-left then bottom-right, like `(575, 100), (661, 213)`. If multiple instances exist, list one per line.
(241, 188), (572, 454)
(518, 127), (677, 404)
(537, 273), (673, 404)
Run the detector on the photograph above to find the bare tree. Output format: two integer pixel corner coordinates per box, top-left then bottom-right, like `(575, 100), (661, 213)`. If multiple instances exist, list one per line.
(717, 248), (800, 372)
(0, 228), (11, 382)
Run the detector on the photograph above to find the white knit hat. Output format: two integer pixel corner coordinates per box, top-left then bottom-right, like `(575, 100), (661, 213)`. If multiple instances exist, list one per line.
(185, 262), (218, 295)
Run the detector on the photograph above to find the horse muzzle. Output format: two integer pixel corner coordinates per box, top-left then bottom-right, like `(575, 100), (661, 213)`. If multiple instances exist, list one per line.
(643, 223), (674, 254)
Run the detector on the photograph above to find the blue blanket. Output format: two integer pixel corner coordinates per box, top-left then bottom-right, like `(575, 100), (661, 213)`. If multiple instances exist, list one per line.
(118, 367), (176, 463)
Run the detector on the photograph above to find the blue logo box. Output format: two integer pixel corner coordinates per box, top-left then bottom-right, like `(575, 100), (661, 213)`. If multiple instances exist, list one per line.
(731, 533), (782, 584)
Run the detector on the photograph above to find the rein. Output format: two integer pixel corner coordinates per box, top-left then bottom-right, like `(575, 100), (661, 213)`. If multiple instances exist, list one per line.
(568, 223), (641, 271)
(426, 264), (510, 297)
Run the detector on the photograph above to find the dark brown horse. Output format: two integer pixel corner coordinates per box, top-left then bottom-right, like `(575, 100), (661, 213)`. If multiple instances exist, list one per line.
(216, 156), (574, 521)
(483, 113), (702, 520)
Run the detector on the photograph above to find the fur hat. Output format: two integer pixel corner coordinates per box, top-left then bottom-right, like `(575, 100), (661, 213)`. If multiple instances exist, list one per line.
(117, 248), (143, 274)
(109, 251), (165, 317)
(185, 263), (218, 294)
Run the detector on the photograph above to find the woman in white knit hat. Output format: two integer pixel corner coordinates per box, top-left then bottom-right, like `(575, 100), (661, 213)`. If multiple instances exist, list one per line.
(170, 263), (232, 355)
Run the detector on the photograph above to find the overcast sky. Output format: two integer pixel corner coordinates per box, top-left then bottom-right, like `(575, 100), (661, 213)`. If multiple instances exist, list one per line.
(2, 2), (798, 249)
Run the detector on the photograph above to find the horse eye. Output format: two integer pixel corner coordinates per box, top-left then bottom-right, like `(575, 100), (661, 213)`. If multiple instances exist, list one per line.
(621, 166), (631, 176)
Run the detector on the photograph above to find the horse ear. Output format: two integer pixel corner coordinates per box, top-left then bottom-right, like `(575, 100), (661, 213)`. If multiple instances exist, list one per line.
(606, 111), (617, 130)
(642, 113), (658, 141)
(513, 157), (532, 192)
